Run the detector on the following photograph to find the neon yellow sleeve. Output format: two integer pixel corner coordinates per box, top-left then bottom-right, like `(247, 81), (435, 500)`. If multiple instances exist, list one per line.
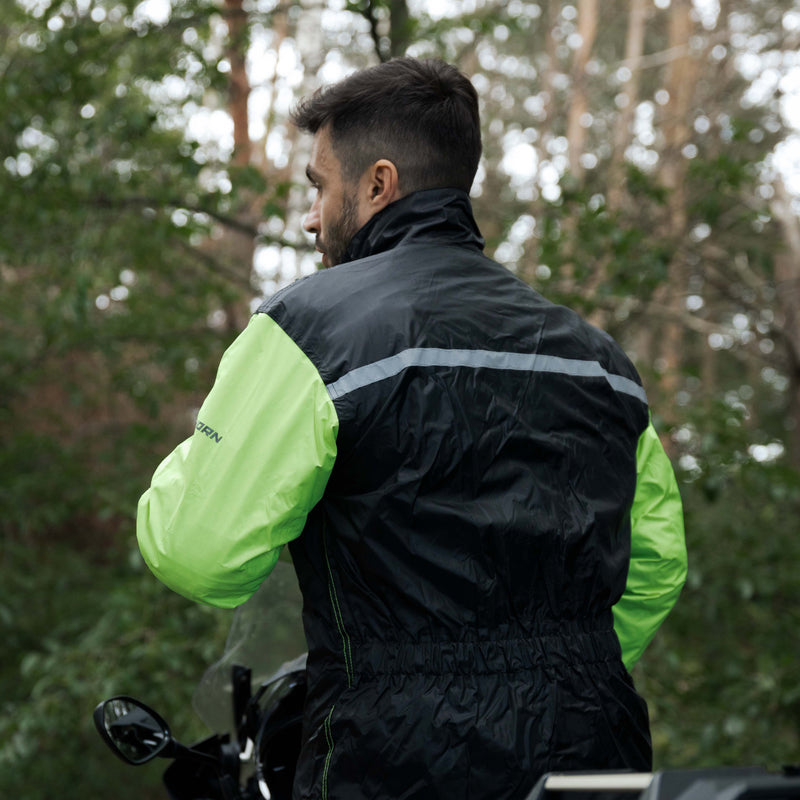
(613, 420), (687, 670)
(136, 313), (339, 608)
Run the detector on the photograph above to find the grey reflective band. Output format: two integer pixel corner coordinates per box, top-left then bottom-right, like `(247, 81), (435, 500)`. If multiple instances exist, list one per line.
(325, 347), (648, 404)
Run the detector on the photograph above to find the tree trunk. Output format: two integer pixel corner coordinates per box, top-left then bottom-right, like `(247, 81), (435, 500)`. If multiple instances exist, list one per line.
(607, 0), (648, 212)
(541, 0), (562, 138)
(771, 178), (800, 468)
(225, 0), (251, 167)
(256, 5), (290, 172)
(222, 0), (255, 332)
(651, 0), (700, 437)
(389, 0), (411, 57)
(585, 0), (645, 330)
(565, 0), (598, 182)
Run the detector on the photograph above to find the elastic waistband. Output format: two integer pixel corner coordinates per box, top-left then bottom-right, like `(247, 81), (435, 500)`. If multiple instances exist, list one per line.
(343, 627), (622, 677)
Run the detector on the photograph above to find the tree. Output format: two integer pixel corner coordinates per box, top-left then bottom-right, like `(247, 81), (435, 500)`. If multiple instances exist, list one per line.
(1, 2), (252, 795)
(3, 0), (800, 795)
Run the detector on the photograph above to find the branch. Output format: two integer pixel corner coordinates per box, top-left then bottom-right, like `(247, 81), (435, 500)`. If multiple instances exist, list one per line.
(617, 29), (727, 71)
(174, 238), (255, 293)
(587, 292), (791, 373)
(612, 296), (733, 337)
(91, 192), (305, 248)
(352, 1), (387, 62)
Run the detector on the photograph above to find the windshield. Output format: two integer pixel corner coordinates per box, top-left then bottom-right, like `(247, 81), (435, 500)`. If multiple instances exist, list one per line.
(193, 561), (307, 733)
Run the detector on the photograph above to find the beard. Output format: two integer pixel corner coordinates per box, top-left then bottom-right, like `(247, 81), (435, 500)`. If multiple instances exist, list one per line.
(319, 190), (360, 268)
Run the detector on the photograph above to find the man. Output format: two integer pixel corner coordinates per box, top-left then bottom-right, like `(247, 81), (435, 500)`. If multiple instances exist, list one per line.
(137, 58), (687, 800)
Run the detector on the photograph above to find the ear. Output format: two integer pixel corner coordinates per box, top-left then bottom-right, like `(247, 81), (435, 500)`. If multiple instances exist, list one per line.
(361, 159), (401, 215)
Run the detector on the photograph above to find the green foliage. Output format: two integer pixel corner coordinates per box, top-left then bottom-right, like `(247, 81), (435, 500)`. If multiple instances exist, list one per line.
(687, 153), (760, 228)
(3, 0), (800, 795)
(0, 0), (240, 538)
(630, 383), (800, 769)
(0, 429), (91, 536)
(532, 178), (673, 314)
(0, 5), (251, 789)
(639, 456), (800, 770)
(625, 164), (670, 205)
(0, 539), (232, 800)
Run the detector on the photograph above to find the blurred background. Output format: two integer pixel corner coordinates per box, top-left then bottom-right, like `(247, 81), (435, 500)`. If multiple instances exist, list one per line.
(2, 0), (800, 797)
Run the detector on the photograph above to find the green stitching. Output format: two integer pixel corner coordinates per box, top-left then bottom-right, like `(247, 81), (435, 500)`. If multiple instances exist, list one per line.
(323, 529), (354, 687)
(322, 704), (335, 800)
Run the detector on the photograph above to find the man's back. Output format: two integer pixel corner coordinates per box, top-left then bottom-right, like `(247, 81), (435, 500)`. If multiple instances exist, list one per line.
(263, 189), (653, 799)
(137, 57), (685, 800)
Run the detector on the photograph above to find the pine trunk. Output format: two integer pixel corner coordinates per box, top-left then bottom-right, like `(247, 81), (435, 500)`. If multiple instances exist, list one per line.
(772, 178), (800, 468)
(652, 0), (700, 438)
(565, 0), (598, 182)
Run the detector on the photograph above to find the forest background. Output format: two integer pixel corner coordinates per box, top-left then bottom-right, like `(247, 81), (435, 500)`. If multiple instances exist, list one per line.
(2, 0), (800, 797)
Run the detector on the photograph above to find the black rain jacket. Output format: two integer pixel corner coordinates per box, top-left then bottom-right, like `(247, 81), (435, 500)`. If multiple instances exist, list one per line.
(260, 189), (653, 800)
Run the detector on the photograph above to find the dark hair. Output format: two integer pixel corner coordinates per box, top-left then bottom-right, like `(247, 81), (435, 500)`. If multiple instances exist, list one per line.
(290, 57), (482, 194)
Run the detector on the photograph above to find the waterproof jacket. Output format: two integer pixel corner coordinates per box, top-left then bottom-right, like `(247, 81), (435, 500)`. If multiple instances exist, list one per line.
(138, 189), (687, 800)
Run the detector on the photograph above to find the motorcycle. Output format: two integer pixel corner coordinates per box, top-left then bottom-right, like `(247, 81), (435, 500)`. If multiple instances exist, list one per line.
(95, 562), (800, 800)
(93, 563), (307, 800)
(95, 671), (800, 800)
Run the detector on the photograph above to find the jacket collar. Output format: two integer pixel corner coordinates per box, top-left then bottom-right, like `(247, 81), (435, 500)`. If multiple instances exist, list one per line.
(342, 188), (485, 264)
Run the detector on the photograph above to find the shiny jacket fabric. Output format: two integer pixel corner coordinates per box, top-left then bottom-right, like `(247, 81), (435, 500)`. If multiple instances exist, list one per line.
(261, 189), (654, 800)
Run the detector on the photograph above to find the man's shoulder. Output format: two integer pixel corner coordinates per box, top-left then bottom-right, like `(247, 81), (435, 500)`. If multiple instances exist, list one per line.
(254, 247), (638, 379)
(258, 255), (388, 321)
(256, 271), (321, 320)
(253, 257), (398, 379)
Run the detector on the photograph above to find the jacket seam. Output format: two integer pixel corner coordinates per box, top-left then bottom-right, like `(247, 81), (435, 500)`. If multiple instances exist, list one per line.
(323, 527), (354, 688)
(322, 704), (335, 800)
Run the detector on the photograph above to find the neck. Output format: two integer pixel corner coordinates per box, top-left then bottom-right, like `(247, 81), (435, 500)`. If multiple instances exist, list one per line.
(342, 188), (485, 263)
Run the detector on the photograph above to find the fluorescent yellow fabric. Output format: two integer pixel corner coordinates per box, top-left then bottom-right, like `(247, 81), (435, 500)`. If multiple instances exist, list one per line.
(613, 421), (687, 669)
(137, 313), (339, 608)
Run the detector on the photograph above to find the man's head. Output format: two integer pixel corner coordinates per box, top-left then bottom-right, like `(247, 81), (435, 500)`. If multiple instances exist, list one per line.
(292, 57), (482, 267)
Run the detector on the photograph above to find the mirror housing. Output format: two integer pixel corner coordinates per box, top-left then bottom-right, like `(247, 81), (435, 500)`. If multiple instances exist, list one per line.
(93, 696), (173, 765)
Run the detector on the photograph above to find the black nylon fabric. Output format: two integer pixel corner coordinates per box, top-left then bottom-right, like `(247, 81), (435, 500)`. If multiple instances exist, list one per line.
(260, 189), (652, 800)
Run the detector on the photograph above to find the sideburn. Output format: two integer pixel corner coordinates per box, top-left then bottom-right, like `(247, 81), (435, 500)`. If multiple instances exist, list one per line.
(325, 190), (361, 267)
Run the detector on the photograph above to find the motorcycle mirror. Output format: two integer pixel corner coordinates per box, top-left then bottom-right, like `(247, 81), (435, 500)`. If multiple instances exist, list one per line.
(93, 696), (173, 765)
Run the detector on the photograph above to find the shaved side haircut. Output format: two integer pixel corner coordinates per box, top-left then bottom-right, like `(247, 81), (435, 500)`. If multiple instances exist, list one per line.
(291, 57), (482, 195)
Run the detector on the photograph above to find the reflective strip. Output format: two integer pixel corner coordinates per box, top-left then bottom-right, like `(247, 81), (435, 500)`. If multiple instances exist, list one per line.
(326, 347), (647, 404)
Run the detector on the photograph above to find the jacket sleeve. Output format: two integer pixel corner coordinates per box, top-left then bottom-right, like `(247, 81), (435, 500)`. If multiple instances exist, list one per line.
(136, 312), (339, 609)
(613, 420), (687, 670)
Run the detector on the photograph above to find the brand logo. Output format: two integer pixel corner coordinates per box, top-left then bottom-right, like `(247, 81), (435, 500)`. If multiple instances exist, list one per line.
(196, 420), (223, 443)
